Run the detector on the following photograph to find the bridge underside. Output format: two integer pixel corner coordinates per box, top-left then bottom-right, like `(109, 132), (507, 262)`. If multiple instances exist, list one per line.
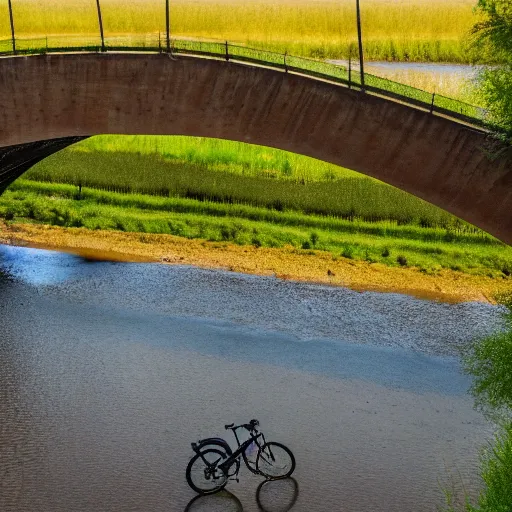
(0, 137), (89, 195)
(0, 54), (511, 244)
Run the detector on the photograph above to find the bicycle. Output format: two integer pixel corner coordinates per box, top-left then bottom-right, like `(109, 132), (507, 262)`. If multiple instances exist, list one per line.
(186, 419), (296, 495)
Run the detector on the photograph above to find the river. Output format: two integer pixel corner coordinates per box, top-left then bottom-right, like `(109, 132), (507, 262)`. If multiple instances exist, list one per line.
(328, 60), (483, 101)
(0, 244), (504, 512)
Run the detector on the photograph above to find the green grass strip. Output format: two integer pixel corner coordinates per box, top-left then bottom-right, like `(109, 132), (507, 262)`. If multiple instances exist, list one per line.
(2, 182), (512, 277)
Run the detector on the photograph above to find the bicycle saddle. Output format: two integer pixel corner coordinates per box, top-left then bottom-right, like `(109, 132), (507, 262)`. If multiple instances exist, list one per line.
(225, 423), (235, 429)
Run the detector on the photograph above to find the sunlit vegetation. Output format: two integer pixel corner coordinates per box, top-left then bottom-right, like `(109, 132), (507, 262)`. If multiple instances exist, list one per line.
(23, 136), (489, 230)
(3, 180), (512, 277)
(447, 294), (512, 512)
(1, 135), (511, 278)
(469, 0), (512, 136)
(0, 0), (486, 63)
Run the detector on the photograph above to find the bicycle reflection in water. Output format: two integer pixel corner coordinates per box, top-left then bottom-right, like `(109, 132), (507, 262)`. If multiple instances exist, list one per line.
(184, 477), (299, 512)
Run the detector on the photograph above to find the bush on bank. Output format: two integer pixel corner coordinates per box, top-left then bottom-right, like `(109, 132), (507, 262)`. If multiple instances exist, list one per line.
(450, 294), (512, 512)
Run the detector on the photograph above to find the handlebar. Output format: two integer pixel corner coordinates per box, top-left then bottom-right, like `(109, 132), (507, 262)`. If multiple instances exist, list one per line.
(225, 419), (259, 431)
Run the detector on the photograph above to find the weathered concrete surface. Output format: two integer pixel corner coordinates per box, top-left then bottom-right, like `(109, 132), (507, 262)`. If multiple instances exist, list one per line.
(0, 53), (511, 243)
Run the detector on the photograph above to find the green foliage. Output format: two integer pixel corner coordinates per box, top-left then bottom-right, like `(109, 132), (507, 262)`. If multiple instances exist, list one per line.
(452, 289), (512, 512)
(24, 136), (494, 235)
(476, 424), (512, 512)
(471, 1), (512, 61)
(445, 426), (512, 512)
(464, 327), (512, 422)
(463, 293), (512, 423)
(476, 66), (512, 135)
(471, 0), (512, 134)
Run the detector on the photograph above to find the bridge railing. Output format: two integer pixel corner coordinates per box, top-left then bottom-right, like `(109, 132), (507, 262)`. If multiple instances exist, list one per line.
(0, 34), (489, 130)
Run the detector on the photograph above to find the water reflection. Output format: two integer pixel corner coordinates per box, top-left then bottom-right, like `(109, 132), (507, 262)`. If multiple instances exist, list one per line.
(184, 490), (244, 512)
(256, 478), (299, 512)
(0, 245), (79, 285)
(183, 478), (299, 512)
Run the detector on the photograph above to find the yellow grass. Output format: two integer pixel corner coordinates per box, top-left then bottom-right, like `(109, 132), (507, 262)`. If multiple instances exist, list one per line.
(0, 0), (480, 61)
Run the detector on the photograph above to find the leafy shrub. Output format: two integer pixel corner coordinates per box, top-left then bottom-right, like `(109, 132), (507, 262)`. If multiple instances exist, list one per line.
(397, 255), (408, 266)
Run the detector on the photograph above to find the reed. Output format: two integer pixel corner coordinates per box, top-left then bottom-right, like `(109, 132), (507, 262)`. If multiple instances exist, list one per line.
(0, 0), (482, 62)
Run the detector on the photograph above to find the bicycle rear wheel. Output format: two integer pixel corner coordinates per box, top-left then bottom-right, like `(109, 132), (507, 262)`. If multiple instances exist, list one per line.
(256, 442), (295, 479)
(186, 448), (228, 495)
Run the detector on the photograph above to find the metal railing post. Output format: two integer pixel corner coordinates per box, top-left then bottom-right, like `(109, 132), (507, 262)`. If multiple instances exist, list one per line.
(158, 31), (162, 53)
(165, 0), (171, 53)
(284, 51), (288, 73)
(225, 41), (229, 61)
(95, 0), (105, 52)
(7, 0), (16, 54)
(356, 0), (365, 91)
(348, 46), (352, 88)
(430, 92), (435, 114)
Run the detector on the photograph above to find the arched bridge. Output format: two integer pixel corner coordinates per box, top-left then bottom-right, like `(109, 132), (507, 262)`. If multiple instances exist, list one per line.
(0, 53), (511, 244)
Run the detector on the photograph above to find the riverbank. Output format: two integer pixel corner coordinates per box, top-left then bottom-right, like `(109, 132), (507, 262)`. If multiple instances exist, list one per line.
(1, 220), (510, 304)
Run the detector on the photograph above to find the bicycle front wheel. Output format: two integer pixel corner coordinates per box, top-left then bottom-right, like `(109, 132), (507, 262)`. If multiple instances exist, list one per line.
(256, 442), (295, 479)
(186, 448), (228, 495)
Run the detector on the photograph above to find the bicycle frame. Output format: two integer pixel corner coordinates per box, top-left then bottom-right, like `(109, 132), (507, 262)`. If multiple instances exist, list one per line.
(217, 428), (266, 476)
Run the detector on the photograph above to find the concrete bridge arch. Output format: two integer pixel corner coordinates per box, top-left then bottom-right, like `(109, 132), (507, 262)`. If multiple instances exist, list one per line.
(0, 53), (511, 243)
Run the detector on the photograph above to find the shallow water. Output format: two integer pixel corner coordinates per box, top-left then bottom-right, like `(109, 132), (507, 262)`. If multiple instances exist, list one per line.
(329, 60), (481, 76)
(328, 60), (483, 101)
(0, 245), (502, 511)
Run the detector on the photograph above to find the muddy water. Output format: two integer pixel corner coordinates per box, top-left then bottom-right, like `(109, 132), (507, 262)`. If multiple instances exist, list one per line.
(0, 245), (504, 512)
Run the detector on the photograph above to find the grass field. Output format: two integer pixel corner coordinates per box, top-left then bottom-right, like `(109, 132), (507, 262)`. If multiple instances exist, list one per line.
(2, 135), (511, 278)
(25, 135), (485, 230)
(0, 0), (486, 63)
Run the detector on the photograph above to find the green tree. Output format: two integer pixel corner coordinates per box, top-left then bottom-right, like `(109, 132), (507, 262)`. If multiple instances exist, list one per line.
(471, 0), (512, 136)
